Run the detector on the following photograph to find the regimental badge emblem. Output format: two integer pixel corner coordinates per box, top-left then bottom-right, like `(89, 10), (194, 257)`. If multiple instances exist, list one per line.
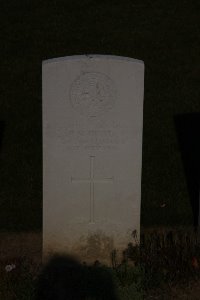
(70, 72), (116, 117)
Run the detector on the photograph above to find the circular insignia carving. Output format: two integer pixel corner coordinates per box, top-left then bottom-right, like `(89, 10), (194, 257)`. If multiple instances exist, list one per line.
(70, 72), (116, 117)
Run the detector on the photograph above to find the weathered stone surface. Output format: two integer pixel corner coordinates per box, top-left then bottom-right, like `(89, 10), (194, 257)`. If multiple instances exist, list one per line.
(43, 55), (144, 264)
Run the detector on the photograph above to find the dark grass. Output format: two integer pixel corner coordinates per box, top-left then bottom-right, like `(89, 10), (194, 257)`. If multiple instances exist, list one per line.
(128, 229), (200, 288)
(0, 0), (200, 230)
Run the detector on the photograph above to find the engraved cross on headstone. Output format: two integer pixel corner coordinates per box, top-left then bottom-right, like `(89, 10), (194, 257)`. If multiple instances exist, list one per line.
(71, 156), (114, 223)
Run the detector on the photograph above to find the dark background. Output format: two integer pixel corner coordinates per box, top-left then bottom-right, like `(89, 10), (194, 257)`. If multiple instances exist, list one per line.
(0, 0), (200, 231)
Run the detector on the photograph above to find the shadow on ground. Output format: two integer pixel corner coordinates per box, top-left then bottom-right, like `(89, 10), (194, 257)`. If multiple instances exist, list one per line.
(36, 255), (118, 300)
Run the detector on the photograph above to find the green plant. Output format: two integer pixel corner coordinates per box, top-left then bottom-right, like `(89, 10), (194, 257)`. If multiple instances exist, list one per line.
(123, 229), (200, 290)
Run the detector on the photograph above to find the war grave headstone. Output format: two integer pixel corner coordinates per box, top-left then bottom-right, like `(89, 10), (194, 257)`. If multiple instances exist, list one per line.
(43, 55), (144, 264)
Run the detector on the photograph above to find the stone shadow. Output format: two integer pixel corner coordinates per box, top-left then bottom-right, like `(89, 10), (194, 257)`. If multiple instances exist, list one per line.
(36, 255), (118, 300)
(174, 113), (200, 227)
(0, 120), (5, 156)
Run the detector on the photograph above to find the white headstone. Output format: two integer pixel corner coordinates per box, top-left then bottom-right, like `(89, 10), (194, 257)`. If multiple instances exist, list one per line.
(43, 55), (144, 264)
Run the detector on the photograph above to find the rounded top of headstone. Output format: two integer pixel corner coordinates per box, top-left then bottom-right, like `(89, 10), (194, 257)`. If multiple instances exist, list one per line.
(42, 54), (144, 65)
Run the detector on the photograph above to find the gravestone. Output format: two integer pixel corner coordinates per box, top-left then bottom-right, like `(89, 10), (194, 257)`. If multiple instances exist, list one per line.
(43, 55), (144, 264)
